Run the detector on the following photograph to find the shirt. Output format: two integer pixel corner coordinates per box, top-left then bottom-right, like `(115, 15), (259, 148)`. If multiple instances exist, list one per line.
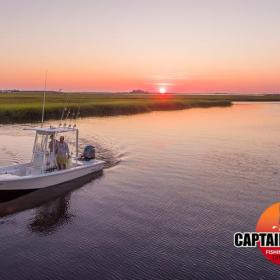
(49, 139), (58, 153)
(57, 141), (70, 157)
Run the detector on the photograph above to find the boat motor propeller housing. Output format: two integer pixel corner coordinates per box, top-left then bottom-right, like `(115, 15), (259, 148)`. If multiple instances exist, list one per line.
(81, 145), (95, 161)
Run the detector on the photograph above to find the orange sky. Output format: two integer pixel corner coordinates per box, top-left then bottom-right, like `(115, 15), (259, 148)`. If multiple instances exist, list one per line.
(1, 0), (280, 93)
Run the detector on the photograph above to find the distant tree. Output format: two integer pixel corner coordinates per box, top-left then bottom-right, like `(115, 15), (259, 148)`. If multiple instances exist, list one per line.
(130, 89), (149, 94)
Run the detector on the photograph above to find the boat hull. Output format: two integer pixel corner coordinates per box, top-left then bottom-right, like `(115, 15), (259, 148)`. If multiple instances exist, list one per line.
(0, 160), (104, 190)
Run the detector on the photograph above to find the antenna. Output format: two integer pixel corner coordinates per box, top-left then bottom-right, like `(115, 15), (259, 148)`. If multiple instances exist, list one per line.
(41, 70), (48, 128)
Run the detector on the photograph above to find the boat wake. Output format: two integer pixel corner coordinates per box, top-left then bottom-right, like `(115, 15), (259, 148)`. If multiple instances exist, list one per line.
(79, 135), (122, 169)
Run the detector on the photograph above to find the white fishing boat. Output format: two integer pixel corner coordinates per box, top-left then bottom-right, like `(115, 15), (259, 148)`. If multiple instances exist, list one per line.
(0, 126), (104, 190)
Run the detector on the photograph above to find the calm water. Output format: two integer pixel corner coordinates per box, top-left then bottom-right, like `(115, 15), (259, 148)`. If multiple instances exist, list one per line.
(1, 103), (280, 279)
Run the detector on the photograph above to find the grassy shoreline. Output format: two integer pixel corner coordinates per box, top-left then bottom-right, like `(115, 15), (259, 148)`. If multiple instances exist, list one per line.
(0, 92), (280, 124)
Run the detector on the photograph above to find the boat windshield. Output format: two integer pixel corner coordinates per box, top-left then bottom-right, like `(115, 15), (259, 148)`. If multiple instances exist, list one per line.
(34, 133), (47, 153)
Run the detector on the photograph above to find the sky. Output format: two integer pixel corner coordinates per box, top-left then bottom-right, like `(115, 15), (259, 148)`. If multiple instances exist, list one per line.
(0, 0), (280, 93)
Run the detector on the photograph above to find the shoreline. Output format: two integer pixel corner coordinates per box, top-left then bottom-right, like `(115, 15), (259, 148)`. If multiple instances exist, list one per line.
(1, 92), (280, 124)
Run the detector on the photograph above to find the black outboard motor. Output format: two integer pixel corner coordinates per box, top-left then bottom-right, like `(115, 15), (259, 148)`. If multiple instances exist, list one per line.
(81, 145), (95, 161)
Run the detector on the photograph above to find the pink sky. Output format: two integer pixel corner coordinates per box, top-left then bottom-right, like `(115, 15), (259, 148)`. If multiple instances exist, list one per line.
(1, 0), (280, 93)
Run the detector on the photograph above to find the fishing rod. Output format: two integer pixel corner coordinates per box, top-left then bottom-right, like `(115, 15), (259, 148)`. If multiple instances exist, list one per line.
(59, 91), (71, 126)
(65, 108), (71, 122)
(72, 105), (81, 128)
(41, 70), (48, 128)
(76, 104), (81, 119)
(59, 91), (82, 127)
(68, 109), (76, 127)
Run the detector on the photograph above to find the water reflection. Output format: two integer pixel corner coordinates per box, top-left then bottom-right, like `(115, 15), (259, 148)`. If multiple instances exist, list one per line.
(28, 194), (73, 235)
(0, 171), (103, 235)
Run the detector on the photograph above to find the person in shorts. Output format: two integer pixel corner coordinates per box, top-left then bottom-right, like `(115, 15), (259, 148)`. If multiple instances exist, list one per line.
(56, 136), (70, 170)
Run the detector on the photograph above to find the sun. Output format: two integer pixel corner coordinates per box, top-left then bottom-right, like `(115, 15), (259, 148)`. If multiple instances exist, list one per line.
(159, 87), (166, 94)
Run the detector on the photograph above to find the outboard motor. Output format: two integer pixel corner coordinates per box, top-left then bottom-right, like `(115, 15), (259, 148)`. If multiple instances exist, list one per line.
(81, 145), (95, 161)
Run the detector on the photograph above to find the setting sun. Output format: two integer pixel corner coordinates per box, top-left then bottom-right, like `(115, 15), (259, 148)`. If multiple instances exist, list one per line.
(159, 87), (166, 94)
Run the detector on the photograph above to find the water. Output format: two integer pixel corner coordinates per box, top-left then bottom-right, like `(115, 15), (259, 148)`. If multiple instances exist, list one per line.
(1, 102), (280, 279)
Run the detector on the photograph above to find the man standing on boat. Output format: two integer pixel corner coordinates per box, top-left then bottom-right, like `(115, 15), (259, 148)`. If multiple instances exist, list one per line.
(49, 134), (58, 154)
(48, 134), (59, 171)
(56, 136), (70, 170)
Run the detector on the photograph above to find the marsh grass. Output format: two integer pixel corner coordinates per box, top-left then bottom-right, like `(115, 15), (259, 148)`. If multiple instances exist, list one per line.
(2, 92), (278, 123)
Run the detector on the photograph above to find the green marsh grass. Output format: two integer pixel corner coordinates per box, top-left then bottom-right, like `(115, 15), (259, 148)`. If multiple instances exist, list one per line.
(1, 92), (278, 123)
